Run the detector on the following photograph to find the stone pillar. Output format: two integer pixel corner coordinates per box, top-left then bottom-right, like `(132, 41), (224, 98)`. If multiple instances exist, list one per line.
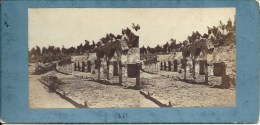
(135, 63), (140, 89)
(164, 61), (167, 70)
(174, 60), (177, 72)
(77, 62), (80, 71)
(204, 60), (208, 84)
(97, 59), (101, 80)
(160, 61), (163, 70)
(87, 61), (91, 72)
(106, 60), (110, 80)
(168, 61), (172, 71)
(192, 59), (196, 80)
(74, 62), (76, 71)
(82, 62), (85, 72)
(183, 59), (187, 80)
(118, 59), (122, 85)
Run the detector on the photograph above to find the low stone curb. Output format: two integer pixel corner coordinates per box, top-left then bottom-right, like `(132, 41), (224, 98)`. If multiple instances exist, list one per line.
(140, 90), (172, 107)
(39, 79), (88, 108)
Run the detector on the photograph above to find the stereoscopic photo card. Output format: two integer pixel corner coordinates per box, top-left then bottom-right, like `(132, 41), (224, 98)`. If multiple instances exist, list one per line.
(0, 0), (259, 123)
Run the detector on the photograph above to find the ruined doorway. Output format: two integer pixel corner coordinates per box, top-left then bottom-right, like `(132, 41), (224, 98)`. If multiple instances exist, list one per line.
(168, 61), (172, 71)
(127, 64), (139, 78)
(74, 62), (77, 71)
(164, 61), (167, 70)
(160, 61), (163, 70)
(213, 62), (226, 76)
(82, 62), (85, 72)
(199, 60), (205, 75)
(113, 61), (119, 76)
(77, 62), (80, 71)
(87, 61), (91, 72)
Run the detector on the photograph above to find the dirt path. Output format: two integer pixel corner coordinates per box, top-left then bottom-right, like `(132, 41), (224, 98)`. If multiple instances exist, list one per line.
(30, 70), (234, 108)
(51, 71), (159, 108)
(140, 71), (236, 107)
(59, 79), (159, 108)
(29, 71), (160, 108)
(29, 74), (75, 109)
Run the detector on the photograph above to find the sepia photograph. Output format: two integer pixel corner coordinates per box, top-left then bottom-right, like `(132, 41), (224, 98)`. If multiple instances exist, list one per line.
(28, 8), (236, 108)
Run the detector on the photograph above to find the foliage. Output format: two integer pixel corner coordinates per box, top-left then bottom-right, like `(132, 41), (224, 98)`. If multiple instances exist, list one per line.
(41, 75), (64, 92)
(140, 17), (236, 55)
(29, 24), (142, 63)
(33, 63), (56, 75)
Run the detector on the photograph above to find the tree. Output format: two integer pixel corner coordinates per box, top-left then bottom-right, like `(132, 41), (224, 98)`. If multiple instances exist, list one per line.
(82, 40), (90, 53)
(219, 20), (223, 26)
(132, 23), (140, 32)
(149, 48), (155, 54)
(176, 42), (182, 51)
(187, 36), (192, 44)
(140, 46), (147, 54)
(35, 46), (41, 57)
(42, 47), (48, 56)
(92, 40), (95, 46)
(77, 43), (83, 54)
(54, 47), (61, 55)
(226, 18), (233, 32)
(68, 47), (76, 55)
(91, 40), (96, 50)
(97, 41), (102, 47)
(100, 37), (108, 45)
(30, 47), (36, 57)
(169, 38), (176, 52)
(202, 33), (208, 39)
(100, 33), (115, 45)
(212, 26), (218, 36)
(190, 31), (198, 44)
(195, 31), (201, 39)
(61, 46), (66, 55)
(154, 44), (162, 54)
(146, 46), (151, 54)
(163, 42), (169, 54)
(47, 46), (55, 56)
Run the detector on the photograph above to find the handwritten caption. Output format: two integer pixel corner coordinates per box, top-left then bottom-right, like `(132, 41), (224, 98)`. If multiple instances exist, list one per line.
(114, 113), (128, 119)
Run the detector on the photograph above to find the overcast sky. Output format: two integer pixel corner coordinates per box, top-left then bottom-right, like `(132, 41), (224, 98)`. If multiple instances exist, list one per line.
(28, 8), (235, 49)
